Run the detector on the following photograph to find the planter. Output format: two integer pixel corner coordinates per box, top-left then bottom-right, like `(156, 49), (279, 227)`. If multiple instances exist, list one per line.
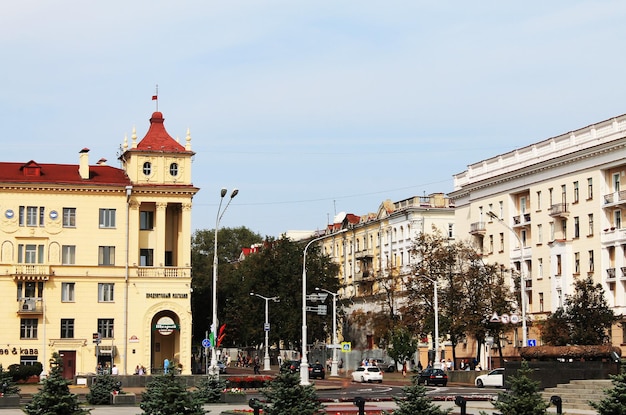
(110, 392), (136, 406)
(0, 395), (21, 408)
(220, 392), (247, 404)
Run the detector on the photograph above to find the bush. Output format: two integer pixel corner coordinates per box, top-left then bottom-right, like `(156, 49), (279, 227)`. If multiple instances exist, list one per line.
(226, 375), (272, 389)
(194, 375), (226, 403)
(86, 374), (123, 405)
(0, 364), (20, 395)
(140, 372), (204, 415)
(8, 363), (43, 382)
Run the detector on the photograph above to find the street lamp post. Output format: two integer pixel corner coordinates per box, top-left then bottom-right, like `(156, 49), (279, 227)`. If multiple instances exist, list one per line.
(487, 211), (528, 347)
(301, 229), (347, 386)
(209, 188), (239, 377)
(418, 275), (439, 368)
(250, 293), (280, 371)
(316, 287), (338, 377)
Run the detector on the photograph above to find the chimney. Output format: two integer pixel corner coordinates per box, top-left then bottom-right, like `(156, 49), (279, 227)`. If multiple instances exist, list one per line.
(79, 148), (90, 179)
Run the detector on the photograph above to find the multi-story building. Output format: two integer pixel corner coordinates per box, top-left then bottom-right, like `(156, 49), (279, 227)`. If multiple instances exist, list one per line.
(0, 111), (198, 378)
(450, 114), (626, 357)
(319, 193), (455, 359)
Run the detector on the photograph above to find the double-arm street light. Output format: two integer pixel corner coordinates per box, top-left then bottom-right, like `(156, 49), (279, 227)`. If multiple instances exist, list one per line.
(301, 229), (347, 385)
(487, 211), (528, 347)
(250, 292), (280, 371)
(418, 275), (439, 368)
(209, 188), (239, 377)
(316, 287), (338, 377)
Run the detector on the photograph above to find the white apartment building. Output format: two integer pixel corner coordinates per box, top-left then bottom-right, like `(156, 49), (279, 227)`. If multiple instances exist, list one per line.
(449, 114), (626, 353)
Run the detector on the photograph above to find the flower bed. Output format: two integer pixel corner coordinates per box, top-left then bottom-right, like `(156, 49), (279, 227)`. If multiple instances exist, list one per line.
(226, 376), (273, 389)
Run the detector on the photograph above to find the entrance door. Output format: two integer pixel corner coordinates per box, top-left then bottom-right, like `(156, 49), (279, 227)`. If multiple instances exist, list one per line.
(60, 350), (76, 380)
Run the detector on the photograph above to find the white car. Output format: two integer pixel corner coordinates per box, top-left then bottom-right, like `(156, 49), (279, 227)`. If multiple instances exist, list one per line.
(351, 366), (383, 383)
(475, 368), (504, 388)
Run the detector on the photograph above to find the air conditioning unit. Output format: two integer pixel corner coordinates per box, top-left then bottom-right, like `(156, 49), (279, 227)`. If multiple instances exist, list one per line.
(22, 301), (35, 311)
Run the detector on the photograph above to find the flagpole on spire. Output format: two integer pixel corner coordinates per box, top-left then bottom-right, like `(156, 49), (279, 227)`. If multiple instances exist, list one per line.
(152, 84), (159, 111)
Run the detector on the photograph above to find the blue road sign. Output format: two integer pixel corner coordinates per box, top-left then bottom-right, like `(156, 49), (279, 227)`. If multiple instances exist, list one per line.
(527, 339), (537, 347)
(202, 338), (211, 348)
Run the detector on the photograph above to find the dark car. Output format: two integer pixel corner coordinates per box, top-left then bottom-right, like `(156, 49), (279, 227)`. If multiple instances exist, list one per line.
(309, 363), (326, 379)
(284, 360), (300, 374)
(417, 368), (448, 386)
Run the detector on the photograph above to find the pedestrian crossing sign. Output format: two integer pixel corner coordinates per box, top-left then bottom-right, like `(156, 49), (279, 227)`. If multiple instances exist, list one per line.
(341, 342), (351, 352)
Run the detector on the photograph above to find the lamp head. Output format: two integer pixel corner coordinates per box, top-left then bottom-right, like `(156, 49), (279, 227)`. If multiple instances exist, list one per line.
(487, 211), (497, 219)
(231, 189), (239, 198)
(249, 292), (255, 296)
(220, 188), (227, 197)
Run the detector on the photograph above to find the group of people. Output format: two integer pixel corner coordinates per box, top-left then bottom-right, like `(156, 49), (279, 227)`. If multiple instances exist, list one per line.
(134, 364), (147, 375)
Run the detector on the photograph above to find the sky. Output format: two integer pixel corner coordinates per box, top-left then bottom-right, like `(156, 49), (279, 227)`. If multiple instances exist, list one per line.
(2, 1), (626, 238)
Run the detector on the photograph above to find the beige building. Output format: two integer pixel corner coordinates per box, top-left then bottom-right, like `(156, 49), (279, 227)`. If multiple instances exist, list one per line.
(319, 194), (455, 359)
(450, 114), (626, 357)
(0, 111), (198, 378)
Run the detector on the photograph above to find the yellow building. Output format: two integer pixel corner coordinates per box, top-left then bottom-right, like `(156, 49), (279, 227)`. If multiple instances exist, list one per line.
(0, 111), (198, 378)
(319, 194), (455, 358)
(450, 113), (626, 360)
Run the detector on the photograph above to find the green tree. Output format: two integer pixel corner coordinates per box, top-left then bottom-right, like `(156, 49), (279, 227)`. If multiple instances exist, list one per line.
(24, 352), (89, 415)
(387, 326), (419, 367)
(194, 375), (227, 403)
(260, 372), (323, 415)
(541, 275), (616, 345)
(140, 372), (204, 415)
(590, 367), (626, 415)
(86, 373), (123, 405)
(0, 364), (19, 395)
(392, 378), (451, 415)
(491, 361), (548, 415)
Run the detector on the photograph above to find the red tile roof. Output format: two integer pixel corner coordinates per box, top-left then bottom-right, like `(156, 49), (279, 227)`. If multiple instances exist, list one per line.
(134, 112), (189, 153)
(0, 161), (130, 186)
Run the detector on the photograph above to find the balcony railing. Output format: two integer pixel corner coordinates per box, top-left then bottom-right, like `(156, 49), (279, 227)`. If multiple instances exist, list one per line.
(607, 268), (616, 280)
(513, 213), (532, 226)
(549, 203), (569, 217)
(603, 190), (626, 205)
(13, 265), (53, 278)
(137, 266), (191, 278)
(17, 297), (44, 314)
(470, 222), (486, 235)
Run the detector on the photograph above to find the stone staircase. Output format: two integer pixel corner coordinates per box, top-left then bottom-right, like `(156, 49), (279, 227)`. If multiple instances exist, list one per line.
(542, 379), (613, 414)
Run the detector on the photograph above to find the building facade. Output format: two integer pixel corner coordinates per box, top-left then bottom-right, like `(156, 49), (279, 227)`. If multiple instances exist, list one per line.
(0, 111), (198, 378)
(450, 114), (626, 357)
(319, 193), (455, 360)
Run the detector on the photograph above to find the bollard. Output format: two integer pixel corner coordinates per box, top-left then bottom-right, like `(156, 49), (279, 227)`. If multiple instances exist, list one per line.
(353, 396), (366, 415)
(249, 398), (262, 415)
(455, 395), (467, 415)
(550, 395), (562, 415)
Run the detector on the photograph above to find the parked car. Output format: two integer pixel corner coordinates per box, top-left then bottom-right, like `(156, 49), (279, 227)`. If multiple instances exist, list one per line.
(217, 360), (227, 374)
(351, 366), (383, 383)
(475, 368), (504, 388)
(309, 363), (326, 379)
(284, 360), (301, 374)
(373, 359), (396, 372)
(417, 368), (448, 386)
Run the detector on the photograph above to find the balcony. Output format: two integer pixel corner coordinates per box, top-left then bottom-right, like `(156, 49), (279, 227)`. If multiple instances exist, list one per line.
(549, 203), (569, 218)
(17, 298), (43, 314)
(469, 222), (486, 236)
(607, 268), (616, 281)
(513, 213), (531, 227)
(12, 265), (53, 280)
(524, 278), (532, 291)
(137, 266), (191, 278)
(603, 190), (626, 206)
(355, 249), (374, 259)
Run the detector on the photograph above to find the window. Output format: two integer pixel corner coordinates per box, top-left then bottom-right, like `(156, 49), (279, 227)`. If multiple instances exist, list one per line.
(536, 191), (542, 210)
(98, 283), (114, 302)
(614, 173), (621, 192)
(17, 281), (43, 300)
(60, 319), (74, 338)
(549, 188), (553, 206)
(550, 222), (555, 241)
(489, 235), (494, 254)
(537, 224), (543, 244)
(63, 208), (76, 227)
(588, 214), (594, 236)
(615, 210), (622, 229)
(589, 250), (594, 272)
(140, 211), (154, 230)
(556, 254), (562, 276)
(98, 318), (114, 338)
(143, 162), (152, 176)
(61, 282), (75, 302)
(574, 217), (580, 238)
(557, 289), (563, 308)
(98, 246), (115, 266)
(62, 245), (76, 265)
(573, 181), (579, 203)
(99, 209), (116, 228)
(19, 206), (44, 227)
(499, 233), (504, 252)
(20, 318), (38, 339)
(574, 252), (580, 274)
(499, 201), (503, 218)
(140, 249), (154, 266)
(18, 244), (44, 264)
(587, 178), (593, 199)
(561, 219), (567, 240)
(539, 293), (544, 313)
(169, 162), (178, 176)
(561, 184), (567, 204)
(538, 258), (543, 278)
(447, 223), (453, 239)
(520, 197), (527, 214)
(521, 229), (527, 247)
